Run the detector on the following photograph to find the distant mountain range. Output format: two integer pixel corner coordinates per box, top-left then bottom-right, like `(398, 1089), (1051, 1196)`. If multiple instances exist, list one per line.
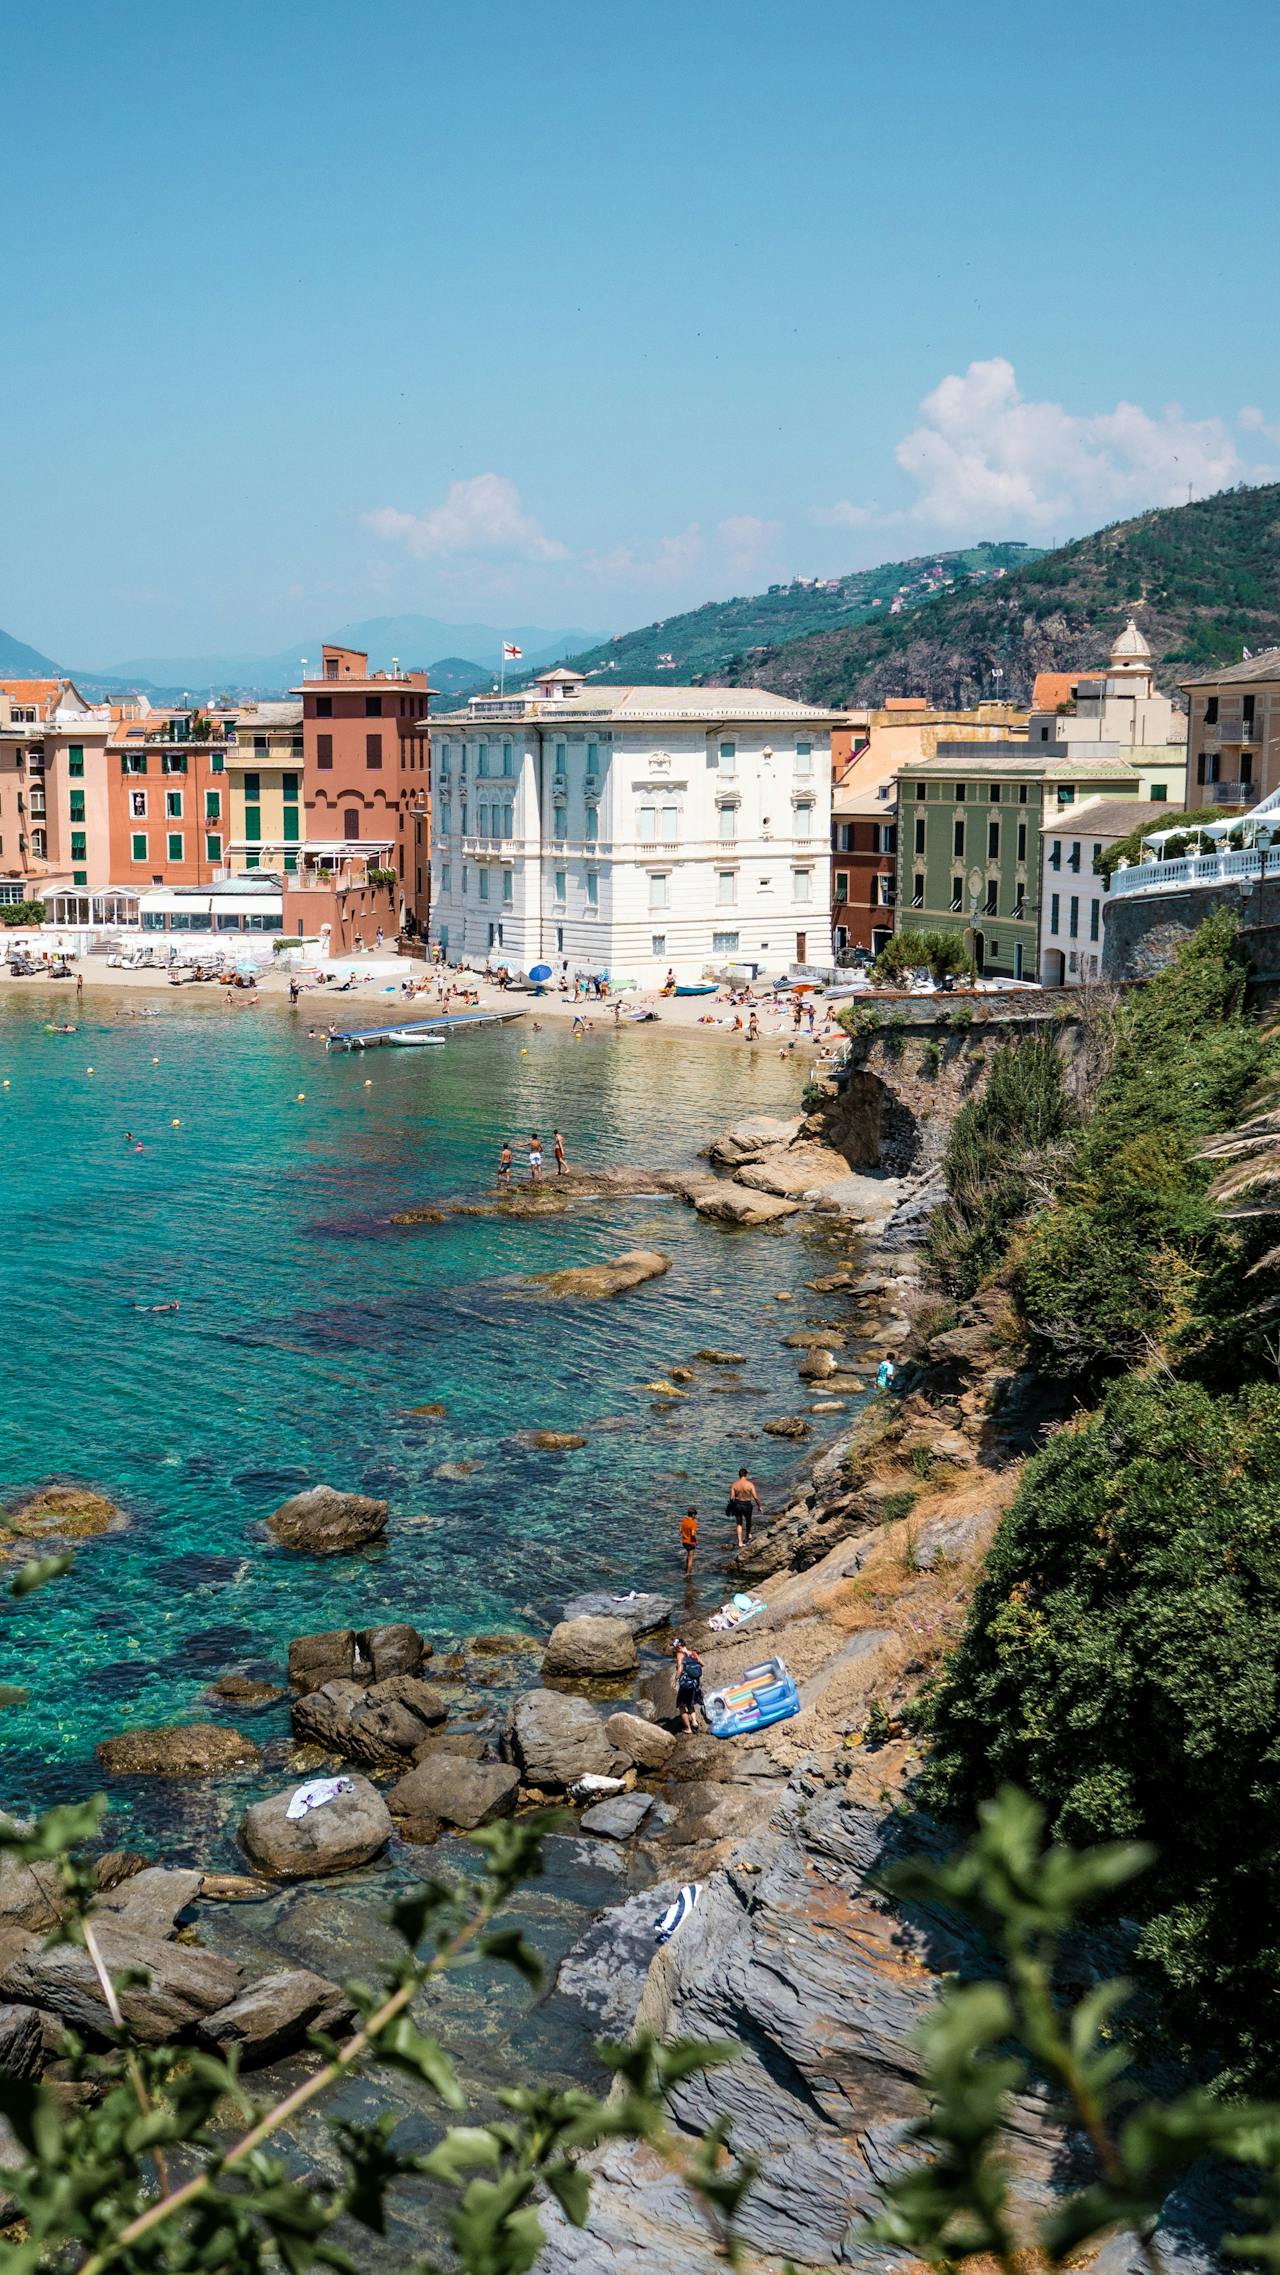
(710, 484), (1280, 708)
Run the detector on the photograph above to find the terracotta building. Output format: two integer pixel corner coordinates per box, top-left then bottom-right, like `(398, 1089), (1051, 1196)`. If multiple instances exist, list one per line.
(1182, 648), (1280, 809)
(297, 645), (433, 937)
(106, 710), (233, 888)
(0, 677), (114, 895)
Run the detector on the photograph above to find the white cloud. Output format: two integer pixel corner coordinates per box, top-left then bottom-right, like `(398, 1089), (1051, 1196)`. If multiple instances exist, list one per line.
(717, 514), (784, 575)
(810, 499), (882, 529)
(584, 523), (706, 587)
(362, 473), (568, 562)
(893, 357), (1253, 531)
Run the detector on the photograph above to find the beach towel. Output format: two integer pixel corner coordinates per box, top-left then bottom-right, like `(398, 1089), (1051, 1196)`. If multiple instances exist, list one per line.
(286, 1776), (355, 1821)
(654, 1882), (702, 1945)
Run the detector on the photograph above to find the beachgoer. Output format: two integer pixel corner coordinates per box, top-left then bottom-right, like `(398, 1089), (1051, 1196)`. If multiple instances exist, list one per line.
(123, 1131), (134, 1145)
(613, 1001), (621, 1027)
(727, 1464), (762, 1550)
(674, 1638), (705, 1734)
(289, 978), (300, 1005)
(553, 1129), (567, 1176)
(747, 1010), (760, 1041)
(75, 972), (84, 1001)
(529, 1132), (543, 1182)
(876, 1357), (897, 1392)
(498, 1141), (513, 1186)
(572, 1012), (585, 1036)
(680, 1506), (698, 1578)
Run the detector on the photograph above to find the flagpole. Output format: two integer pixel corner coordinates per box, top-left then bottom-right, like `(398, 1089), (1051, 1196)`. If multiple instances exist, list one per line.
(500, 641), (506, 699)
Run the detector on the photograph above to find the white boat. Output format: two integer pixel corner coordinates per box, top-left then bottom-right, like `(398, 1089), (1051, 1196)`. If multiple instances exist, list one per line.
(382, 1028), (447, 1047)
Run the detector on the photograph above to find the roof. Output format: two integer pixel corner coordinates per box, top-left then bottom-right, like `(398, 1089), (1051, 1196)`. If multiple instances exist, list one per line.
(1110, 617), (1152, 661)
(433, 683), (842, 726)
(1032, 670), (1088, 711)
(899, 752), (1146, 784)
(0, 679), (63, 708)
(1040, 798), (1162, 839)
(1180, 647), (1280, 689)
(235, 701), (303, 728)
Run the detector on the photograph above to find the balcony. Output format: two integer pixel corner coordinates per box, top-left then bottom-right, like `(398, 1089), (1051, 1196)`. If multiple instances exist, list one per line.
(1217, 715), (1261, 743)
(1211, 783), (1253, 804)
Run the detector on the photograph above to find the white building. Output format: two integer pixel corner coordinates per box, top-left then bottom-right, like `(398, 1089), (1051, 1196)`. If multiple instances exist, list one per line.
(428, 667), (839, 981)
(1038, 797), (1155, 986)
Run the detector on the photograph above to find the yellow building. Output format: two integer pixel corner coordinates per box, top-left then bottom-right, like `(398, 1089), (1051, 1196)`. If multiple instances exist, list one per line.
(224, 702), (304, 873)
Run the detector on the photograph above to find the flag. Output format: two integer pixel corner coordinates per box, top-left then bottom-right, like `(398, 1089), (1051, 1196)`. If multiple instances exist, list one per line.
(502, 642), (523, 661)
(1243, 645), (1253, 660)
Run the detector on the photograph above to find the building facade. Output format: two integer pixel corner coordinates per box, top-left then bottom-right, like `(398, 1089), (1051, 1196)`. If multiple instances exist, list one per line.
(223, 702), (305, 873)
(297, 645), (432, 936)
(1182, 649), (1280, 810)
(0, 678), (114, 891)
(1037, 798), (1155, 986)
(105, 710), (233, 888)
(429, 667), (838, 979)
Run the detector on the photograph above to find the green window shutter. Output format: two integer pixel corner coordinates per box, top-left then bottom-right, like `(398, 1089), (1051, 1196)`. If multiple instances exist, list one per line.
(72, 869), (87, 886)
(70, 831), (87, 859)
(205, 790), (220, 820)
(284, 851), (298, 873)
(245, 853), (260, 870)
(131, 832), (147, 861)
(69, 791), (85, 820)
(244, 772), (260, 801)
(244, 806), (262, 841)
(167, 832), (183, 861)
(283, 772), (299, 799)
(206, 834), (222, 863)
(68, 746), (84, 776)
(210, 753), (224, 773)
(283, 805), (300, 842)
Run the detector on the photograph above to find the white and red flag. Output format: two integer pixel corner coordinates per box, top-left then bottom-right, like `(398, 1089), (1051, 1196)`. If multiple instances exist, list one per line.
(502, 641), (523, 661)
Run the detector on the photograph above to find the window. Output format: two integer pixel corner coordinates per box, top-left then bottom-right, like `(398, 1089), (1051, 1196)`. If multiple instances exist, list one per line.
(502, 805), (512, 837)
(30, 827), (46, 858)
(987, 820), (999, 859)
(502, 742), (514, 776)
(68, 745), (84, 776)
(502, 870), (513, 906)
(478, 743), (489, 776)
(651, 934), (667, 956)
(718, 741), (736, 775)
(282, 772), (299, 800)
(205, 790), (221, 821)
(712, 930), (739, 953)
(989, 784), (1001, 803)
(441, 863), (451, 893)
(130, 790), (147, 818)
(462, 867), (469, 896)
(1049, 840), (1062, 870)
(1149, 783), (1168, 801)
(587, 741), (598, 772)
(253, 735), (268, 755)
(315, 695), (333, 716)
(72, 870), (87, 887)
(70, 830), (86, 860)
(585, 806), (598, 842)
(953, 818), (965, 856)
(718, 804), (737, 841)
(951, 875), (963, 912)
(649, 871), (670, 911)
(479, 868), (489, 901)
(1069, 841), (1081, 872)
(795, 740), (812, 775)
(478, 805), (489, 838)
(985, 880), (998, 916)
(1057, 786), (1075, 806)
(166, 791), (183, 819)
(954, 783), (967, 802)
(244, 772), (260, 801)
(1018, 784), (1029, 805)
(915, 782), (927, 800)
(1204, 696), (1219, 726)
(795, 803), (813, 838)
(912, 871), (924, 908)
(131, 832), (147, 862)
(206, 833), (222, 863)
(1050, 892), (1060, 936)
(365, 695), (383, 717)
(717, 869), (737, 906)
(586, 871), (599, 908)
(1069, 896), (1079, 939)
(343, 810), (359, 840)
(210, 753), (224, 773)
(793, 867), (813, 903)
(167, 832), (183, 861)
(366, 734), (383, 768)
(316, 734), (333, 769)
(554, 808), (567, 840)
(283, 806), (300, 842)
(555, 742), (566, 771)
(69, 790), (85, 822)
(1017, 821), (1027, 862)
(1090, 900), (1100, 942)
(834, 870), (849, 902)
(914, 816), (925, 854)
(874, 874), (895, 907)
(638, 802), (656, 836)
(244, 805), (262, 841)
(554, 869), (567, 902)
(660, 803), (678, 840)
(837, 823), (853, 852)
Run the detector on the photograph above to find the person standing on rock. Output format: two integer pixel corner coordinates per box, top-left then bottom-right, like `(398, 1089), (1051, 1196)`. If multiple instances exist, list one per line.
(674, 1637), (705, 1733)
(554, 1129), (567, 1177)
(727, 1464), (762, 1549)
(680, 1505), (699, 1578)
(498, 1140), (513, 1186)
(529, 1132), (543, 1182)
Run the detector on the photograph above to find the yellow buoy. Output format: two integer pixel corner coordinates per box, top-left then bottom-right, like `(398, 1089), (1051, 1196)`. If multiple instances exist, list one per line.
(86, 1066), (94, 1074)
(152, 1056), (159, 1064)
(1, 1079), (8, 1088)
(171, 1118), (181, 1127)
(364, 1079), (372, 1087)
(296, 1092), (306, 1102)
(519, 1048), (528, 1056)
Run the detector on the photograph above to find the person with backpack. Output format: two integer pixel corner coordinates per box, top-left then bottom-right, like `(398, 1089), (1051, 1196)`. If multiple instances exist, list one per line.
(674, 1638), (705, 1733)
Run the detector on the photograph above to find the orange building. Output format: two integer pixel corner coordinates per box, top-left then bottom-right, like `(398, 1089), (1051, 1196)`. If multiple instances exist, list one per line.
(297, 645), (433, 936)
(105, 710), (233, 888)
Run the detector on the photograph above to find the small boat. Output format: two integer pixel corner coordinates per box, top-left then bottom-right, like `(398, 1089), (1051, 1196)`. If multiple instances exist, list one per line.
(705, 1656), (800, 1740)
(674, 982), (718, 997)
(383, 1028), (446, 1048)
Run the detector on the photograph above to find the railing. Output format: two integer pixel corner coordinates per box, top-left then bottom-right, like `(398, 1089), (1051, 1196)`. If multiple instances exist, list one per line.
(1217, 715), (1262, 742)
(1110, 846), (1275, 898)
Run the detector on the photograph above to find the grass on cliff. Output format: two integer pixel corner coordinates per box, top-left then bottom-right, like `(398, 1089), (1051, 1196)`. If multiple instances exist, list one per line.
(925, 1033), (1077, 1302)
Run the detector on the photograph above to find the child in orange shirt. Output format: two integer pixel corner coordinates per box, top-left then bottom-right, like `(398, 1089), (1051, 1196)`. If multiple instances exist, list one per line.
(680, 1506), (698, 1578)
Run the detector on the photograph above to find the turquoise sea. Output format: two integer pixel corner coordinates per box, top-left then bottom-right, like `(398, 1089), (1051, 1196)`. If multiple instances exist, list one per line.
(0, 988), (853, 1844)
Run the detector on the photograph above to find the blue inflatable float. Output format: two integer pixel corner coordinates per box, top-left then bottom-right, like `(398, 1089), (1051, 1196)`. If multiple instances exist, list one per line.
(705, 1656), (800, 1739)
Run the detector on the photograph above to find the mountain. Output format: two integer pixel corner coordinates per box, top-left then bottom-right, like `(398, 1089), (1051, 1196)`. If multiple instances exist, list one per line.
(428, 656), (491, 701)
(0, 626), (64, 678)
(556, 544), (1042, 687)
(712, 484), (1280, 709)
(95, 616), (604, 696)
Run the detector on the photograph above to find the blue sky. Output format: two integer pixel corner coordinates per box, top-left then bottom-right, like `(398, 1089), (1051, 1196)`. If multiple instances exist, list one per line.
(4, 0), (1279, 664)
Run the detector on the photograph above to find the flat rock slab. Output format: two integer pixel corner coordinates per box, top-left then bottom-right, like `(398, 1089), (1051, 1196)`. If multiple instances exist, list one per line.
(524, 1250), (671, 1301)
(267, 1485), (388, 1555)
(1, 1929), (244, 2046)
(90, 1867), (203, 1940)
(291, 1675), (448, 1767)
(705, 1115), (803, 1167)
(96, 1724), (261, 1778)
(580, 1792), (655, 1840)
(555, 1879), (686, 2035)
(693, 1186), (800, 1227)
(563, 1591), (675, 1636)
(240, 1776), (394, 1880)
(735, 1145), (852, 1200)
(388, 1754), (520, 1831)
(542, 1616), (638, 1681)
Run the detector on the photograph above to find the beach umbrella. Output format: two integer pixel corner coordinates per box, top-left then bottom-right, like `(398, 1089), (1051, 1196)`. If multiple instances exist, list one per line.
(529, 962), (553, 982)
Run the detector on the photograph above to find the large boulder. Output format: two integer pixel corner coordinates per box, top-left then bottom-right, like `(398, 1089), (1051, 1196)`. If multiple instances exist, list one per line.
(1, 1930), (243, 2046)
(89, 1867), (203, 1940)
(240, 1777), (394, 1880)
(291, 1676), (447, 1767)
(267, 1486), (388, 1555)
(506, 1691), (625, 1792)
(580, 1792), (654, 1840)
(387, 1754), (519, 1832)
(96, 1725), (261, 1778)
(706, 1116), (802, 1167)
(359, 1623), (429, 1680)
(542, 1617), (637, 1682)
(197, 1969), (354, 2067)
(526, 1251), (671, 1302)
(562, 1591), (674, 1636)
(0, 2002), (44, 2078)
(693, 1186), (801, 1227)
(605, 1712), (677, 1772)
(288, 1629), (357, 1691)
(736, 1145), (852, 1200)
(288, 1624), (429, 1692)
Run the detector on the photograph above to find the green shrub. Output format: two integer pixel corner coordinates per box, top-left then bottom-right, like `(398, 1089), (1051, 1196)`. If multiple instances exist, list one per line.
(918, 1374), (1280, 2082)
(0, 899), (46, 927)
(1095, 804), (1232, 881)
(921, 1038), (942, 1075)
(873, 928), (970, 984)
(877, 1487), (919, 1522)
(926, 1033), (1075, 1299)
(909, 1445), (934, 1479)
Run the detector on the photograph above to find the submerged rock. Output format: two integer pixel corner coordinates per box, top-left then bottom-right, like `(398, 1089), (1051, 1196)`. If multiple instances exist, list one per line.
(4, 1483), (122, 1544)
(693, 1186), (800, 1227)
(209, 1675), (285, 1708)
(526, 1430), (588, 1451)
(96, 1724), (261, 1778)
(763, 1416), (810, 1440)
(580, 1791), (654, 1840)
(240, 1776), (394, 1880)
(524, 1250), (671, 1302)
(266, 1485), (388, 1555)
(694, 1349), (747, 1367)
(542, 1616), (638, 1681)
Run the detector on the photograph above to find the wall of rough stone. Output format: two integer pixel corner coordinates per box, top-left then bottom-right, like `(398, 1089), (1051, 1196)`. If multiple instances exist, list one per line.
(1103, 874), (1280, 985)
(819, 1001), (1088, 1173)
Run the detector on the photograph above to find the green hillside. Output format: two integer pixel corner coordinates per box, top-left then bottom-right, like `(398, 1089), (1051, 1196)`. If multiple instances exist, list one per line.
(557, 542), (1040, 686)
(715, 483), (1280, 708)
(0, 626), (62, 677)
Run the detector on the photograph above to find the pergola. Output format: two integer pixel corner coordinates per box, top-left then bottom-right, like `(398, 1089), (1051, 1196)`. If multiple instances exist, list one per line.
(43, 888), (140, 926)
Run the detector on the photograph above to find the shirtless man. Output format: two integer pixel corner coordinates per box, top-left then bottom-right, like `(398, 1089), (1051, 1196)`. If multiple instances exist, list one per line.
(727, 1464), (762, 1549)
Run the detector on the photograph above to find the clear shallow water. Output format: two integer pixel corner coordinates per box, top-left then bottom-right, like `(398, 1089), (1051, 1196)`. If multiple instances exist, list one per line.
(0, 990), (854, 1841)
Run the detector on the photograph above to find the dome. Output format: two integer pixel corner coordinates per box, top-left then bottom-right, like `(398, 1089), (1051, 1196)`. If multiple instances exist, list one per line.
(1110, 617), (1152, 663)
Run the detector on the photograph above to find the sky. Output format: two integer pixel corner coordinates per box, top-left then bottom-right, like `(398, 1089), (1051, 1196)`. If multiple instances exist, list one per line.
(4, 0), (1280, 666)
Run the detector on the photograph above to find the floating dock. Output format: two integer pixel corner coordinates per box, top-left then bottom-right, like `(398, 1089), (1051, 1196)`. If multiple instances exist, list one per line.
(326, 1009), (525, 1050)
